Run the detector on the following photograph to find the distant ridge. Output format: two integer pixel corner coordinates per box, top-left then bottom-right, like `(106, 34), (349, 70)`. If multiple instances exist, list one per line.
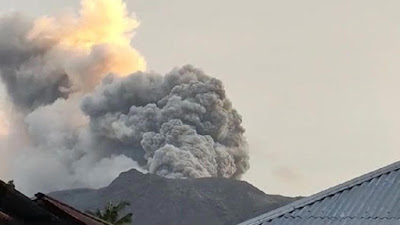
(50, 169), (299, 225)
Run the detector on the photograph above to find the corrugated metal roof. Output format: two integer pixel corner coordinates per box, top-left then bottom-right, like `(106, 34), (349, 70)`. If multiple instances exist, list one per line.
(0, 180), (61, 224)
(238, 160), (400, 225)
(35, 193), (111, 225)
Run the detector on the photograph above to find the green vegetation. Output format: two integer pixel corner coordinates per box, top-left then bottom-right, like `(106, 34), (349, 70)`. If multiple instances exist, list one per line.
(7, 180), (15, 189)
(88, 201), (133, 225)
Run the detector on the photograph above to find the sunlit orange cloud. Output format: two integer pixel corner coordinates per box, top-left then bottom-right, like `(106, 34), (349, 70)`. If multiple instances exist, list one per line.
(28, 0), (146, 79)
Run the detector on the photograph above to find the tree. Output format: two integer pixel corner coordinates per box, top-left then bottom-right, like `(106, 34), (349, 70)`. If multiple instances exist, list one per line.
(7, 180), (15, 189)
(88, 201), (133, 225)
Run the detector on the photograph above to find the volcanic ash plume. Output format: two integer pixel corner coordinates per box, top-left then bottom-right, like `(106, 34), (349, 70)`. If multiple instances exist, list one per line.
(82, 66), (249, 179)
(0, 0), (249, 195)
(0, 112), (7, 136)
(0, 0), (145, 110)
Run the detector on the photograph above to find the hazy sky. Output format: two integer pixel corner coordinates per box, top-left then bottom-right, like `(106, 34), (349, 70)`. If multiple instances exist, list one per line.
(1, 0), (400, 196)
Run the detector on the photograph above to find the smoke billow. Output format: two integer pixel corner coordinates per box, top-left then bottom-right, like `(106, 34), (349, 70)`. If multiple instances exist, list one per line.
(0, 0), (249, 195)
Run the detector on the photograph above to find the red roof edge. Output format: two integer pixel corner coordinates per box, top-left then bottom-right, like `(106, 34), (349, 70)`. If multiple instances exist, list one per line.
(34, 193), (111, 225)
(0, 211), (13, 221)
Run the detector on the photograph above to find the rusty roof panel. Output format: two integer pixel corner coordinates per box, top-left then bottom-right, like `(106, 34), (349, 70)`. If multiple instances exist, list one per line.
(35, 193), (110, 225)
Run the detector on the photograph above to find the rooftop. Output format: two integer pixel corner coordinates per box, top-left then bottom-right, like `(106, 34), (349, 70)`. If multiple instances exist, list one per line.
(239, 160), (400, 225)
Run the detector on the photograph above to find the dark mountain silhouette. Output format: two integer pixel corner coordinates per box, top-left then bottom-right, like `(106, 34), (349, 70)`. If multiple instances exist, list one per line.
(49, 169), (300, 225)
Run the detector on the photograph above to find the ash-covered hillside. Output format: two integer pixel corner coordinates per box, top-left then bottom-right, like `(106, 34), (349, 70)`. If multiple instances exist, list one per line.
(50, 169), (299, 225)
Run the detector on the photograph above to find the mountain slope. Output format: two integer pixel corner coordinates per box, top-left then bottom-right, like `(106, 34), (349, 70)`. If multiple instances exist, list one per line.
(50, 169), (299, 225)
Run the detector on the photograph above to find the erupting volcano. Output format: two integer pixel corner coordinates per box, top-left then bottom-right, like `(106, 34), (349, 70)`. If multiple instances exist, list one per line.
(0, 0), (249, 195)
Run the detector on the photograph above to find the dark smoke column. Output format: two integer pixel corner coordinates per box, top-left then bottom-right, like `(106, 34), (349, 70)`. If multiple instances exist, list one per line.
(82, 65), (250, 179)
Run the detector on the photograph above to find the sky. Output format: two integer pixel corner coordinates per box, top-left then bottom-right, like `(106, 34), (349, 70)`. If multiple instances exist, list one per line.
(1, 0), (400, 197)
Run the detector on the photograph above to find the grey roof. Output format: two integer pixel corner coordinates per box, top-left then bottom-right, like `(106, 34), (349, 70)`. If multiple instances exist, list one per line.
(238, 160), (400, 225)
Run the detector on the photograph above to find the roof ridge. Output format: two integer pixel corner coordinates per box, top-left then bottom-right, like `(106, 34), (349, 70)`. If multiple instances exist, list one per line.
(238, 160), (400, 225)
(287, 215), (400, 220)
(35, 193), (112, 225)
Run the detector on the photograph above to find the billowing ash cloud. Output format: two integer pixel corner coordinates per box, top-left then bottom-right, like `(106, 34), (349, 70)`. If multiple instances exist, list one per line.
(82, 66), (249, 179)
(0, 14), (69, 109)
(0, 0), (249, 195)
(0, 0), (146, 110)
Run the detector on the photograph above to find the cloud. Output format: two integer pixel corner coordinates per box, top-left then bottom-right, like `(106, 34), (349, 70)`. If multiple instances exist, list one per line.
(0, 0), (249, 195)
